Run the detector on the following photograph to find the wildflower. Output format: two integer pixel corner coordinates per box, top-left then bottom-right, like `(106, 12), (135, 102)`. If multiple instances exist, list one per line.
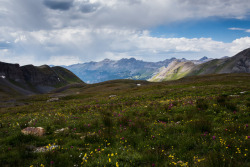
(116, 162), (119, 167)
(111, 153), (114, 156)
(109, 158), (111, 163)
(40, 164), (45, 167)
(212, 136), (216, 140)
(246, 124), (249, 128)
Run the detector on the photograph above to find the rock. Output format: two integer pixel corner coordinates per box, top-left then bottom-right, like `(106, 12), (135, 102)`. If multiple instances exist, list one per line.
(80, 132), (98, 140)
(47, 97), (59, 102)
(137, 84), (141, 86)
(21, 127), (45, 136)
(54, 127), (69, 134)
(109, 95), (116, 98)
(229, 95), (240, 97)
(34, 145), (59, 153)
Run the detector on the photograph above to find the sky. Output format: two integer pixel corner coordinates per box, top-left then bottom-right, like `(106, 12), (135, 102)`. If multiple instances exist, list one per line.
(0, 0), (250, 66)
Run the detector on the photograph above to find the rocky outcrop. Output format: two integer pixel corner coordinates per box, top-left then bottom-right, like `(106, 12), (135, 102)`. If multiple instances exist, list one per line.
(21, 127), (45, 136)
(21, 65), (65, 86)
(0, 62), (25, 83)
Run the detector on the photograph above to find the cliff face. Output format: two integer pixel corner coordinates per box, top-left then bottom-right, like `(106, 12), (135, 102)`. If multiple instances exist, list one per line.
(0, 62), (83, 95)
(21, 65), (66, 86)
(0, 62), (25, 83)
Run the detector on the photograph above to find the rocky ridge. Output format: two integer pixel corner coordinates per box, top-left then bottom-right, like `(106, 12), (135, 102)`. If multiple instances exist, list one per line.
(0, 62), (83, 95)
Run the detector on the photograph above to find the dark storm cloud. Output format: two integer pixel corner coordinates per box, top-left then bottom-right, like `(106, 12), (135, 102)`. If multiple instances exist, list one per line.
(80, 3), (99, 13)
(43, 0), (73, 10)
(0, 0), (51, 31)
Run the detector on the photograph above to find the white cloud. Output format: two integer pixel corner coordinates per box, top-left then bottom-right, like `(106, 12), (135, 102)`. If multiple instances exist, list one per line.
(48, 55), (81, 66)
(230, 37), (250, 54)
(229, 27), (250, 33)
(0, 0), (250, 65)
(1, 27), (250, 65)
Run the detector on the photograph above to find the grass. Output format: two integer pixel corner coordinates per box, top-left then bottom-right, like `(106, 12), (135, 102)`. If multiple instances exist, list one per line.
(0, 73), (249, 167)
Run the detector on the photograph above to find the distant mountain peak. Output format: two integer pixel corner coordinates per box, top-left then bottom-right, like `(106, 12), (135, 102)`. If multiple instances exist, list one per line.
(199, 56), (208, 61)
(129, 57), (136, 61)
(102, 58), (112, 62)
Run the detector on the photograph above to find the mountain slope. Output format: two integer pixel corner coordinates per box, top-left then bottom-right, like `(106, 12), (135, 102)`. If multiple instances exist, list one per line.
(150, 48), (250, 81)
(0, 62), (84, 96)
(189, 48), (250, 76)
(149, 61), (196, 82)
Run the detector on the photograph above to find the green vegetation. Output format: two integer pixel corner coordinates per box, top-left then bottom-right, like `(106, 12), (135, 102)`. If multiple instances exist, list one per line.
(0, 74), (249, 167)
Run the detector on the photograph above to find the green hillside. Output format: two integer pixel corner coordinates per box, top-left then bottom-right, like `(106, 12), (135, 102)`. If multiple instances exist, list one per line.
(150, 48), (250, 82)
(0, 73), (249, 166)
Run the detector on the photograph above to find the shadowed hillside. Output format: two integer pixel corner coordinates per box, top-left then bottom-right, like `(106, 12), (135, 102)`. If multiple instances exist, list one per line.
(0, 62), (84, 98)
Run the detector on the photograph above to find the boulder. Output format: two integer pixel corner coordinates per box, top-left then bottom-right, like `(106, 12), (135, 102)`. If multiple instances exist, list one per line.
(47, 97), (59, 102)
(21, 127), (45, 136)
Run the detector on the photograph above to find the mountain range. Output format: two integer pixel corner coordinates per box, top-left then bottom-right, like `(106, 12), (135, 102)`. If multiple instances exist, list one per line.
(150, 48), (250, 81)
(64, 57), (210, 83)
(63, 48), (249, 83)
(0, 62), (83, 97)
(0, 48), (249, 99)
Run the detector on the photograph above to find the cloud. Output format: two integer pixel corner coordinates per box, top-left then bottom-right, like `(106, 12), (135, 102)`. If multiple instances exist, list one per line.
(0, 0), (250, 65)
(229, 27), (250, 33)
(74, 0), (100, 13)
(1, 0), (250, 31)
(0, 0), (50, 30)
(1, 27), (250, 65)
(43, 0), (74, 10)
(78, 0), (250, 29)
